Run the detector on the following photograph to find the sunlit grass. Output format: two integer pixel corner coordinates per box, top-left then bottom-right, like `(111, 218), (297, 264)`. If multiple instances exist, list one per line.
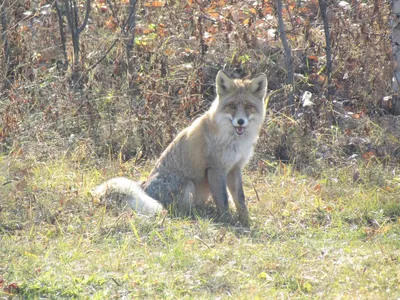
(1, 155), (400, 298)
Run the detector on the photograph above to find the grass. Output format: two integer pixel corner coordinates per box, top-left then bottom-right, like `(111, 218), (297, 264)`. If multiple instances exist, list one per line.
(1, 155), (400, 299)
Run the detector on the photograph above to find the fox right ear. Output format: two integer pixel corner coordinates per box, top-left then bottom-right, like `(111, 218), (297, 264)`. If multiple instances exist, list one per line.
(216, 70), (236, 97)
(249, 73), (268, 100)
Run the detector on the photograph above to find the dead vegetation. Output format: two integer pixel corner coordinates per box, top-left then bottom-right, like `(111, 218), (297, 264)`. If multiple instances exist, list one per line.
(0, 0), (396, 168)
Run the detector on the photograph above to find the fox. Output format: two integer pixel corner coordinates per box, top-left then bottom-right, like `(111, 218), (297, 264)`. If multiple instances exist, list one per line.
(91, 70), (267, 226)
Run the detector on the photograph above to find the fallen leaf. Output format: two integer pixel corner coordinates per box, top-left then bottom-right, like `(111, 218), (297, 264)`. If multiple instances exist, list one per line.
(3, 283), (20, 294)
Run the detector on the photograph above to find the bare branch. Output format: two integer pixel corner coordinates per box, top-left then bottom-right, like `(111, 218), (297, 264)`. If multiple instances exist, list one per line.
(87, 38), (119, 73)
(106, 0), (125, 34)
(78, 0), (91, 34)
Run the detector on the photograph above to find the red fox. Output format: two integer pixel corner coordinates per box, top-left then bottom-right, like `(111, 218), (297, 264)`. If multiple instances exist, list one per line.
(92, 71), (267, 226)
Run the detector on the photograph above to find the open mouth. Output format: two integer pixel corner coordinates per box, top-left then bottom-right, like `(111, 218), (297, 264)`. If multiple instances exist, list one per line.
(235, 126), (245, 135)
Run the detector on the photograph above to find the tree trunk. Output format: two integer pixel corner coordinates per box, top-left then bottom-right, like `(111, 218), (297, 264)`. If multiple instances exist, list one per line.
(319, 0), (333, 97)
(126, 0), (137, 89)
(392, 1), (400, 93)
(386, 0), (400, 114)
(1, 0), (11, 90)
(277, 0), (294, 114)
(61, 0), (91, 89)
(55, 0), (69, 67)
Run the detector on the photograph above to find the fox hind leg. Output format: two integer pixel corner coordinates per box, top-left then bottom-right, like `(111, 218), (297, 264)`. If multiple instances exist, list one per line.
(179, 180), (196, 215)
(144, 173), (196, 216)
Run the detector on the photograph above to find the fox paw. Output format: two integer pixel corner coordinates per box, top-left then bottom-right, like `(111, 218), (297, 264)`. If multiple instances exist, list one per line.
(237, 213), (250, 227)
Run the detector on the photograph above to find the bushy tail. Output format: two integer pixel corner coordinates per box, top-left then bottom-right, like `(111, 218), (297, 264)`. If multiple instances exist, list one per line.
(91, 177), (164, 215)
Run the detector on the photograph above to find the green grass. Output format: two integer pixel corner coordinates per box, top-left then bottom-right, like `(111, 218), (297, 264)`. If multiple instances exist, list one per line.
(1, 155), (400, 299)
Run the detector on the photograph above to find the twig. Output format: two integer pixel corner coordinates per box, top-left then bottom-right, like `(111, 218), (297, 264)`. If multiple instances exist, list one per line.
(78, 0), (91, 34)
(72, 37), (120, 89)
(86, 38), (119, 73)
(252, 182), (276, 218)
(292, 250), (310, 261)
(115, 211), (129, 223)
(106, 0), (125, 34)
(157, 210), (168, 227)
(111, 277), (122, 286)
(194, 235), (211, 249)
(252, 182), (261, 202)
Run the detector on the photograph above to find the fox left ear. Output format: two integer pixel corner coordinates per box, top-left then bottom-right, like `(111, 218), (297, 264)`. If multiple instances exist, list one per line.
(249, 73), (268, 100)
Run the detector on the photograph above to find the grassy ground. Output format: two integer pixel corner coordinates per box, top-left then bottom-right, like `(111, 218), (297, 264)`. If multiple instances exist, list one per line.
(1, 154), (400, 299)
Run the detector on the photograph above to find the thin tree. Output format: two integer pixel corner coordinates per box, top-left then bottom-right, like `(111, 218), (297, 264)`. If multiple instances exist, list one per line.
(1, 0), (11, 90)
(55, 0), (68, 67)
(319, 0), (333, 97)
(55, 0), (91, 88)
(277, 0), (294, 114)
(126, 0), (137, 89)
(391, 0), (400, 114)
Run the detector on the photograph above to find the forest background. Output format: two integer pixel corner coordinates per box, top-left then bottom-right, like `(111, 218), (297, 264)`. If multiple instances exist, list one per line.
(1, 0), (400, 298)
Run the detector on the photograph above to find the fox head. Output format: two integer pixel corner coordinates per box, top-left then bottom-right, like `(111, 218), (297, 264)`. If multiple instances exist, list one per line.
(211, 70), (267, 137)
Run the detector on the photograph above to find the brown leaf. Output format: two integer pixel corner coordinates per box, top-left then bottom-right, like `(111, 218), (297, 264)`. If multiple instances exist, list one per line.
(152, 1), (164, 7)
(344, 129), (352, 135)
(314, 183), (322, 192)
(144, 1), (164, 7)
(308, 55), (318, 62)
(216, 0), (227, 6)
(3, 283), (20, 294)
(105, 17), (117, 31)
(142, 28), (152, 34)
(362, 151), (375, 160)
(263, 7), (274, 15)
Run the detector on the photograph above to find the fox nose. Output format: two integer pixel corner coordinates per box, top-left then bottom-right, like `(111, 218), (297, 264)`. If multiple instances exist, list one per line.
(237, 119), (245, 126)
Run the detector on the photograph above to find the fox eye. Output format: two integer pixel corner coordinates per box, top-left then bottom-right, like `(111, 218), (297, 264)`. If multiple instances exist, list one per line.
(245, 104), (253, 109)
(228, 104), (236, 109)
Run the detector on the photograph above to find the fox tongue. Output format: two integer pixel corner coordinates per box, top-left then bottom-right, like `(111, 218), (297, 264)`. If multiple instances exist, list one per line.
(235, 126), (245, 135)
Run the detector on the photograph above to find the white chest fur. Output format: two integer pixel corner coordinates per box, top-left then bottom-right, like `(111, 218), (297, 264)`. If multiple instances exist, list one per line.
(208, 130), (257, 172)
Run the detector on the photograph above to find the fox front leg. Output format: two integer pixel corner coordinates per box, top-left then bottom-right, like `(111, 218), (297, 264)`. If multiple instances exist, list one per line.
(207, 168), (233, 223)
(227, 166), (249, 226)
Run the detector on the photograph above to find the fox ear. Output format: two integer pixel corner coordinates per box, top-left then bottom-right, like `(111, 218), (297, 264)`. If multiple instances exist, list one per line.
(216, 70), (236, 97)
(249, 73), (268, 100)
